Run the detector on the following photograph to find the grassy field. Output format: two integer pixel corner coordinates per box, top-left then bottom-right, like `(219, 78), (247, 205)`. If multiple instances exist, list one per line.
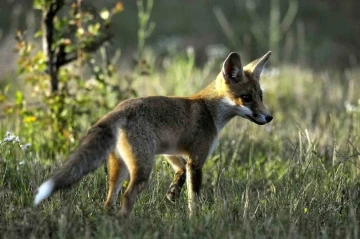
(0, 56), (360, 238)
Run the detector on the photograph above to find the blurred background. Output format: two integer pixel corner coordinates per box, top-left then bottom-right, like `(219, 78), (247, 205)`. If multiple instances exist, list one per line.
(0, 0), (359, 148)
(0, 0), (359, 79)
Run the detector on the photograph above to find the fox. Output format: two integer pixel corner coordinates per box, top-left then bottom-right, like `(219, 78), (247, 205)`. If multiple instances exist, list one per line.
(34, 51), (273, 217)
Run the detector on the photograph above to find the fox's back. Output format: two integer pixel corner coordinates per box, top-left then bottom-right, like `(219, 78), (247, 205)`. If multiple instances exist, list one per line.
(100, 96), (217, 155)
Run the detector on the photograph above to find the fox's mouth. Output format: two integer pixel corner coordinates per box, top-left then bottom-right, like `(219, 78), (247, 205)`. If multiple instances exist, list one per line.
(243, 114), (271, 125)
(233, 105), (273, 125)
(246, 116), (267, 125)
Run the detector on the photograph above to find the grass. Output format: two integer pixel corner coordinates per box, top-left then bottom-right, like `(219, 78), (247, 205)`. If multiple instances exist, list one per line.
(0, 55), (360, 238)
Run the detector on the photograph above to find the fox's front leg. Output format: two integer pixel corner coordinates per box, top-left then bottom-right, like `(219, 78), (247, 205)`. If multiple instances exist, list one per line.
(186, 160), (203, 216)
(164, 156), (187, 203)
(185, 138), (215, 216)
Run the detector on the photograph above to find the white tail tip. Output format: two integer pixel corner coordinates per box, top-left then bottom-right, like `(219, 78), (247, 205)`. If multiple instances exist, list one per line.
(34, 179), (54, 206)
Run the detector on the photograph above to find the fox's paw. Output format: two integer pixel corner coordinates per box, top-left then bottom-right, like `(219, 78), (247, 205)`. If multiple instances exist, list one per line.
(104, 201), (115, 209)
(165, 185), (181, 204)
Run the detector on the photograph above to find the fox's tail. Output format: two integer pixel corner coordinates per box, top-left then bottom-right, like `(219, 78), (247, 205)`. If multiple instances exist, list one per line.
(34, 124), (117, 206)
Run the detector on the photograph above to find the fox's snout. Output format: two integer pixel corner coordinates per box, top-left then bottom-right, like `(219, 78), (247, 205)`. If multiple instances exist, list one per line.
(265, 114), (273, 123)
(251, 112), (273, 125)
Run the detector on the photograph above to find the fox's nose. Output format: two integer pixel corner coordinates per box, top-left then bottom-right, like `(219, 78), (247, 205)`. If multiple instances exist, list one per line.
(265, 115), (273, 123)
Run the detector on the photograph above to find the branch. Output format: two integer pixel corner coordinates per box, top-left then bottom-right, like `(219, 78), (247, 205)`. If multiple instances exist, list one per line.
(52, 0), (64, 15)
(57, 54), (78, 67)
(43, 0), (65, 93)
(55, 32), (114, 68)
(83, 32), (114, 53)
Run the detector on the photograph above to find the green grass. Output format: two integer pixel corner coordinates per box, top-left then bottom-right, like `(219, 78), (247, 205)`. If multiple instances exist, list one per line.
(1, 59), (360, 238)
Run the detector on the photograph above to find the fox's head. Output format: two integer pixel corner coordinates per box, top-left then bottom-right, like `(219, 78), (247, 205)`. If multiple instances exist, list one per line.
(216, 51), (273, 125)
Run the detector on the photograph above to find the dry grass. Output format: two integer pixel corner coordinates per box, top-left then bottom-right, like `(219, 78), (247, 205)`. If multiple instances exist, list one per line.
(0, 55), (359, 238)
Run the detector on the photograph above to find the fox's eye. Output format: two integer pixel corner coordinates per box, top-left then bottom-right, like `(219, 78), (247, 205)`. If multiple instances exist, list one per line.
(241, 95), (252, 103)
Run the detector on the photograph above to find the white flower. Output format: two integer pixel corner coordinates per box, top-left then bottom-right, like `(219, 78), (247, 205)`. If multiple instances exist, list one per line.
(345, 101), (359, 113)
(4, 132), (16, 142)
(21, 143), (32, 152)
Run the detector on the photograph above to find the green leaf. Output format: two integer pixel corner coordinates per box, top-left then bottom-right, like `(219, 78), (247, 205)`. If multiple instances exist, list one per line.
(34, 30), (43, 38)
(88, 23), (100, 35)
(15, 91), (23, 105)
(33, 0), (44, 10)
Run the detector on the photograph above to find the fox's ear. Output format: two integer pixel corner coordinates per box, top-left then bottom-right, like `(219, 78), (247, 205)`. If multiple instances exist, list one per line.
(222, 52), (244, 83)
(244, 51), (272, 81)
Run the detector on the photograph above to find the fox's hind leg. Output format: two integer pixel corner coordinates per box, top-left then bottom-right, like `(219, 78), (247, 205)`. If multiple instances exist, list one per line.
(164, 156), (186, 203)
(117, 131), (155, 217)
(104, 153), (129, 208)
